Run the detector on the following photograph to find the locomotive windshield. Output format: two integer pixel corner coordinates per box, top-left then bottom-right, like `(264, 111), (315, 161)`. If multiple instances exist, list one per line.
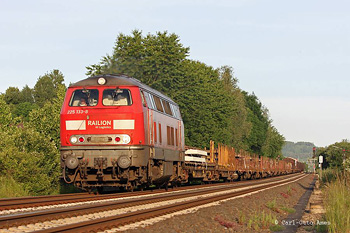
(102, 89), (132, 106)
(69, 89), (99, 107)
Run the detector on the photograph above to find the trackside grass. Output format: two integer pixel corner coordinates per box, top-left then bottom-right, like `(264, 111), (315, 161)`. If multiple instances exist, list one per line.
(0, 176), (29, 198)
(322, 170), (350, 233)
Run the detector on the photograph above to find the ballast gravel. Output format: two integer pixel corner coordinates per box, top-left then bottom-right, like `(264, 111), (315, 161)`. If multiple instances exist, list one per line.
(0, 183), (245, 216)
(110, 174), (314, 233)
(102, 174), (307, 232)
(0, 174), (306, 233)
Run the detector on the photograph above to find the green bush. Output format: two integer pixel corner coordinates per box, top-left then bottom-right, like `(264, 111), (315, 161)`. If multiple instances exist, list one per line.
(0, 126), (60, 196)
(321, 169), (339, 185)
(0, 176), (29, 198)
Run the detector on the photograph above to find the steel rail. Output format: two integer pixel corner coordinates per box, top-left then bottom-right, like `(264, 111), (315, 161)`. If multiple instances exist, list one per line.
(0, 173), (305, 230)
(35, 174), (310, 233)
(0, 173), (299, 211)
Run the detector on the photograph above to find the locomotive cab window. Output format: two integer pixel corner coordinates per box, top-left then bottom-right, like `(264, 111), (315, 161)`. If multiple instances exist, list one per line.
(142, 91), (154, 109)
(69, 89), (99, 107)
(102, 89), (132, 106)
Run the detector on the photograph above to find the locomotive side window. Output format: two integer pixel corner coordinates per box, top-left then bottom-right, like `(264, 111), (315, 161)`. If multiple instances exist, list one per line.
(162, 100), (173, 116)
(102, 89), (132, 106)
(69, 89), (99, 107)
(167, 126), (175, 146)
(152, 95), (164, 112)
(154, 122), (157, 143)
(140, 91), (147, 107)
(170, 104), (181, 119)
(159, 123), (162, 144)
(175, 128), (178, 147)
(170, 104), (176, 118)
(141, 91), (154, 109)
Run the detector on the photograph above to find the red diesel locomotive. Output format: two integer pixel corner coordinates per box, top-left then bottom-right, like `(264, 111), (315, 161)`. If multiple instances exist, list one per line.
(60, 74), (304, 192)
(60, 75), (186, 191)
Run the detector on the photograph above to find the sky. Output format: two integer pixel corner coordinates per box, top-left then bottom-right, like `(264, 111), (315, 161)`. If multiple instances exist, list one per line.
(1, 0), (349, 147)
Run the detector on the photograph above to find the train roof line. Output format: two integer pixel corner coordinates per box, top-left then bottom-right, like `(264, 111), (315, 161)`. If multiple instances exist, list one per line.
(69, 74), (176, 104)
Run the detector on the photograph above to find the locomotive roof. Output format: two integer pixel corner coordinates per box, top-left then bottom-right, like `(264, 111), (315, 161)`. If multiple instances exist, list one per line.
(70, 74), (176, 104)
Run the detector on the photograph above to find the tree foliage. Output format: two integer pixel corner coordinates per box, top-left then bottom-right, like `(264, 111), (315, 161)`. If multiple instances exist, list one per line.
(217, 66), (251, 150)
(86, 30), (189, 95)
(21, 85), (35, 103)
(316, 140), (350, 169)
(1, 31), (287, 197)
(0, 108), (60, 195)
(0, 70), (65, 197)
(243, 92), (269, 154)
(87, 30), (284, 155)
(4, 87), (22, 105)
(29, 84), (66, 149)
(33, 69), (65, 107)
(0, 96), (13, 127)
(261, 125), (285, 158)
(176, 60), (235, 148)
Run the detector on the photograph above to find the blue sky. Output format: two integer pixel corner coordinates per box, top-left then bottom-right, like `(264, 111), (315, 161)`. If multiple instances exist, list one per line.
(1, 0), (349, 147)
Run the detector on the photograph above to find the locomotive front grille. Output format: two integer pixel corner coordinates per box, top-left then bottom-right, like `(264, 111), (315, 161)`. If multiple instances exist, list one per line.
(88, 136), (112, 143)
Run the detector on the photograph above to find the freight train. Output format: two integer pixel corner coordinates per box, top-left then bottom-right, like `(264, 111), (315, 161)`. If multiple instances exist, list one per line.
(60, 74), (304, 192)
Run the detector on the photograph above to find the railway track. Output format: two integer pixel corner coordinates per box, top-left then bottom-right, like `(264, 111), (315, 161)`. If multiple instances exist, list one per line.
(0, 173), (299, 213)
(0, 173), (308, 233)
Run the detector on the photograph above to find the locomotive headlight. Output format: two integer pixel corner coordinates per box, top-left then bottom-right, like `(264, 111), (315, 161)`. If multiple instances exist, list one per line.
(97, 77), (106, 85)
(121, 135), (131, 144)
(114, 134), (131, 144)
(70, 136), (78, 144)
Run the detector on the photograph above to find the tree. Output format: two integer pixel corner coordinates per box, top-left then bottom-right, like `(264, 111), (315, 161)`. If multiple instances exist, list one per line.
(243, 92), (269, 155)
(217, 65), (239, 91)
(13, 102), (38, 121)
(175, 60), (233, 148)
(86, 30), (189, 96)
(261, 125), (285, 158)
(86, 30), (283, 153)
(0, 126), (60, 195)
(34, 70), (65, 107)
(0, 71), (66, 197)
(217, 66), (251, 150)
(0, 96), (13, 127)
(21, 85), (34, 103)
(30, 83), (66, 149)
(4, 87), (22, 105)
(3, 85), (37, 121)
(317, 141), (350, 169)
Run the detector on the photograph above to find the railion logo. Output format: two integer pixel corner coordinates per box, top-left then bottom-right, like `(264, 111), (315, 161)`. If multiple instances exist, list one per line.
(87, 120), (112, 126)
